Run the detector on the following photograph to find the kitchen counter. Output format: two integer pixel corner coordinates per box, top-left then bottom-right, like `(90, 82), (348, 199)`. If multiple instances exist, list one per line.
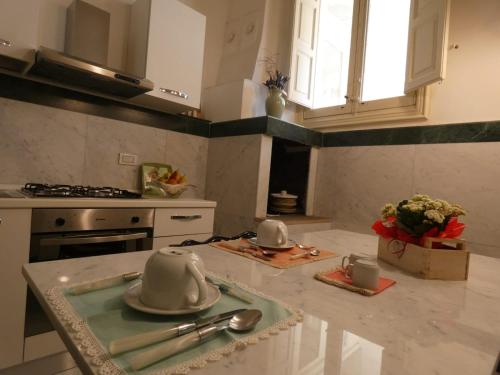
(22, 229), (500, 375)
(0, 197), (216, 209)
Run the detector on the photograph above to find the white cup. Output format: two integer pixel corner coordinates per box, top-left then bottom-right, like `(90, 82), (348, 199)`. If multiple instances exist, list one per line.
(140, 248), (208, 310)
(341, 252), (375, 276)
(351, 260), (380, 290)
(257, 219), (288, 247)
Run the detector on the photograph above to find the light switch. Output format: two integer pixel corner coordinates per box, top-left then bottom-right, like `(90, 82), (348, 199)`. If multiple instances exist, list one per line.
(118, 153), (138, 166)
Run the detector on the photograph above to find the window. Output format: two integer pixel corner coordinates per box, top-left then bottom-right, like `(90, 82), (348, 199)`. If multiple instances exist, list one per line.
(361, 0), (411, 102)
(288, 0), (450, 128)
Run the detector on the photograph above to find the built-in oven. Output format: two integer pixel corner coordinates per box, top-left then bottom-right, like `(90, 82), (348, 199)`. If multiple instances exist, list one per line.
(25, 208), (154, 338)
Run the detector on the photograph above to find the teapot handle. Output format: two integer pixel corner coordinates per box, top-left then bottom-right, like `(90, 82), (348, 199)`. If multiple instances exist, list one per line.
(187, 263), (207, 305)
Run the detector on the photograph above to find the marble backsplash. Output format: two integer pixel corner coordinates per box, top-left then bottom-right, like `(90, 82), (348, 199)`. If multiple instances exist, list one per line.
(0, 97), (208, 198)
(314, 143), (500, 258)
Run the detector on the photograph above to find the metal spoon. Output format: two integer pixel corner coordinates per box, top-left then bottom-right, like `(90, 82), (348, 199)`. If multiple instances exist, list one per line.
(130, 310), (263, 370)
(296, 243), (311, 250)
(246, 244), (278, 256)
(289, 248), (320, 260)
(260, 249), (278, 256)
(239, 245), (277, 257)
(290, 239), (316, 250)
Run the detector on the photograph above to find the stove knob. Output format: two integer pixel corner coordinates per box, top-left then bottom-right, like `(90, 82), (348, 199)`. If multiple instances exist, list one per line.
(55, 217), (66, 226)
(131, 216), (140, 224)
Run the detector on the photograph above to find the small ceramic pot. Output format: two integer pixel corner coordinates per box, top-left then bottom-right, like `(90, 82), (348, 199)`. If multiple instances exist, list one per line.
(265, 87), (286, 118)
(270, 190), (298, 214)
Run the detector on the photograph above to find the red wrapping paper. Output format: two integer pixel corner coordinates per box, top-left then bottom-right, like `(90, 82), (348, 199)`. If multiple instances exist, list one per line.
(372, 216), (465, 247)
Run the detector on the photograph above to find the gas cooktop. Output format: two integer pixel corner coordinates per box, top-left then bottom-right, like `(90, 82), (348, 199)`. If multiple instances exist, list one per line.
(22, 183), (142, 199)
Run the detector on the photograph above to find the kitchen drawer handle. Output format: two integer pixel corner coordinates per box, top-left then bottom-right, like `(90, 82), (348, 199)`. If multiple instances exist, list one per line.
(171, 215), (202, 221)
(159, 87), (189, 99)
(40, 232), (148, 246)
(0, 38), (12, 47)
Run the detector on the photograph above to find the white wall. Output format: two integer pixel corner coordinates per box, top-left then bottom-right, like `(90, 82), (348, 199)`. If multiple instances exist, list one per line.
(419, 0), (500, 126)
(253, 0), (293, 83)
(197, 0), (299, 123)
(314, 142), (500, 258)
(216, 0), (266, 85)
(206, 134), (265, 236)
(179, 0), (231, 90)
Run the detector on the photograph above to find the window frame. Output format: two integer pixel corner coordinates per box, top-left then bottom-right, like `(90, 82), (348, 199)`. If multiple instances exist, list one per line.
(300, 0), (428, 129)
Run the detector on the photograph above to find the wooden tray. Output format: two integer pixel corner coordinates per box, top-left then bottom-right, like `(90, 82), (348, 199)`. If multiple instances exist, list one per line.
(377, 236), (469, 280)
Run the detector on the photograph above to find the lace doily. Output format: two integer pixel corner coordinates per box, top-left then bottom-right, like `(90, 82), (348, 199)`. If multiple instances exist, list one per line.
(45, 272), (303, 375)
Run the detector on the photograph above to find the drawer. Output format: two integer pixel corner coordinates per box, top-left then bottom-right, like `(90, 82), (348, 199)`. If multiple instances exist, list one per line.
(154, 208), (214, 237)
(153, 233), (212, 248)
(24, 331), (66, 362)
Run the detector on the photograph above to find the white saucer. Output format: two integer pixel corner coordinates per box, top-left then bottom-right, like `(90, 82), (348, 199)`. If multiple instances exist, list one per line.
(248, 237), (295, 250)
(123, 282), (221, 315)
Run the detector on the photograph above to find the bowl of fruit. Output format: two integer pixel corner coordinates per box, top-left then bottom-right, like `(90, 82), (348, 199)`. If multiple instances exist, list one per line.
(141, 163), (192, 198)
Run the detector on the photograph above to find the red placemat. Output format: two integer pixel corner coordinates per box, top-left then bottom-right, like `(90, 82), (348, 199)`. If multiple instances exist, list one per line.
(210, 239), (337, 269)
(315, 268), (396, 296)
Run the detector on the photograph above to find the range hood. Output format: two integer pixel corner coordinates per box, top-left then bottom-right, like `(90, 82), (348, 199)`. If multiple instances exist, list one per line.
(27, 0), (154, 99)
(28, 47), (153, 98)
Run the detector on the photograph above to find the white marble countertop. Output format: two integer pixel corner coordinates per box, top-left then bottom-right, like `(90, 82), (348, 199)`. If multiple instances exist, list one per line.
(0, 197), (216, 208)
(22, 230), (500, 375)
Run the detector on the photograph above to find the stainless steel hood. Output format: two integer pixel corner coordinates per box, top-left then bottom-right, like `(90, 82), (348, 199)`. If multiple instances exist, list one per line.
(28, 47), (153, 98)
(25, 1), (154, 99)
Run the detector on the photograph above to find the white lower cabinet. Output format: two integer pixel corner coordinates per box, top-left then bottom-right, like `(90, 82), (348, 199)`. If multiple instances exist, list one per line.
(153, 208), (214, 248)
(0, 204), (215, 372)
(154, 208), (214, 237)
(0, 209), (31, 370)
(24, 331), (67, 362)
(1, 351), (76, 375)
(153, 233), (211, 249)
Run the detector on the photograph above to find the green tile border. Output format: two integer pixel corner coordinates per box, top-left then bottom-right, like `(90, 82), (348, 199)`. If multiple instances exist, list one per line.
(2, 72), (500, 146)
(0, 73), (210, 137)
(322, 122), (500, 147)
(210, 116), (322, 146)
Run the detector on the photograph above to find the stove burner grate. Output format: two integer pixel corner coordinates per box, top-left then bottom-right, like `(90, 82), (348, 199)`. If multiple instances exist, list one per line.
(22, 183), (142, 199)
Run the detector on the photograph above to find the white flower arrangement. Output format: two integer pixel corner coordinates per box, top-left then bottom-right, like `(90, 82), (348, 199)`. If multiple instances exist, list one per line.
(379, 194), (466, 237)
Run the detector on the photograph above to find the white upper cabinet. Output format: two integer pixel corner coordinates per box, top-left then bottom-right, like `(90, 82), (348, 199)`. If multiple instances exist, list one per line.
(0, 0), (40, 48)
(404, 0), (450, 93)
(127, 0), (206, 112)
(288, 0), (320, 108)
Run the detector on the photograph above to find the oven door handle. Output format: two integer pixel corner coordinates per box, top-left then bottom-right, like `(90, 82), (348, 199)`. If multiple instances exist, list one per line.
(39, 232), (149, 246)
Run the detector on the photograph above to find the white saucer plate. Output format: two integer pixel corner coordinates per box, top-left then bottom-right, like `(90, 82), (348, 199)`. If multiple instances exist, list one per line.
(248, 237), (295, 250)
(124, 282), (221, 315)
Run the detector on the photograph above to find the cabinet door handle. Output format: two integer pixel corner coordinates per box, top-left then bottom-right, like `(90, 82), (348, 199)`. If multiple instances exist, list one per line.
(40, 232), (148, 246)
(0, 218), (3, 225)
(0, 38), (12, 47)
(171, 215), (202, 221)
(160, 88), (189, 99)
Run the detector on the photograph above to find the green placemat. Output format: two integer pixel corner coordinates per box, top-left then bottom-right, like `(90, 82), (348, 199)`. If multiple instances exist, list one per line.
(46, 274), (302, 375)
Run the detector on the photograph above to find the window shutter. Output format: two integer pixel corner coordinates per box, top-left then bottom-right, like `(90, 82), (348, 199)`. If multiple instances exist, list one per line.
(288, 0), (320, 108)
(404, 0), (450, 93)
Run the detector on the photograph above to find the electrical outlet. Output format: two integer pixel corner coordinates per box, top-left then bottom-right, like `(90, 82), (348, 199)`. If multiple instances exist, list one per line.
(118, 153), (138, 166)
